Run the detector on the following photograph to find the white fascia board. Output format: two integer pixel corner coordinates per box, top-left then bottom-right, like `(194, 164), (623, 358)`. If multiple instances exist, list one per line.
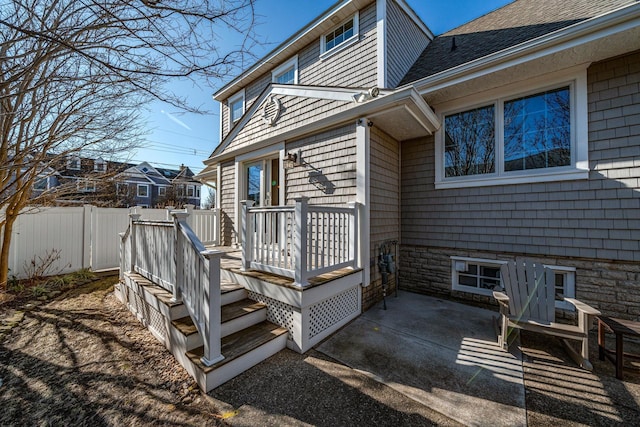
(193, 167), (218, 181)
(410, 2), (640, 95)
(205, 84), (388, 164)
(376, 0), (387, 88)
(206, 86), (440, 164)
(214, 0), (360, 101)
(394, 0), (434, 40)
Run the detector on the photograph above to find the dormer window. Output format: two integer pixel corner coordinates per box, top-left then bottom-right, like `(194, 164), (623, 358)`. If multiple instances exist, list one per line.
(272, 56), (298, 84)
(229, 90), (245, 125)
(94, 159), (107, 172)
(320, 13), (359, 59)
(67, 156), (80, 170)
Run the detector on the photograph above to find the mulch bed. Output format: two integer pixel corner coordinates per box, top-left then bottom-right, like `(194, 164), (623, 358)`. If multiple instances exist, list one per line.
(0, 276), (226, 426)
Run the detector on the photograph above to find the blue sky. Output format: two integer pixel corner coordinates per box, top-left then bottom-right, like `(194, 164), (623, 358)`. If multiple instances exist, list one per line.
(136, 0), (512, 184)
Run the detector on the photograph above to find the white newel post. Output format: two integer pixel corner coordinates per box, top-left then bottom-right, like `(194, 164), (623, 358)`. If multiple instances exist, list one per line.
(294, 197), (309, 287)
(347, 201), (360, 269)
(171, 211), (189, 303)
(200, 249), (225, 366)
(129, 213), (141, 273)
(240, 200), (254, 271)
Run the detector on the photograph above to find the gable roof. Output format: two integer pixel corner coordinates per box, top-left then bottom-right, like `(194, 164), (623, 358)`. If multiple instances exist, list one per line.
(400, 0), (637, 86)
(214, 0), (432, 101)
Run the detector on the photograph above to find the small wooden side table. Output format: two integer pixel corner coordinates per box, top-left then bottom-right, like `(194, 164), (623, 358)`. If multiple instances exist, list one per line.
(598, 316), (640, 380)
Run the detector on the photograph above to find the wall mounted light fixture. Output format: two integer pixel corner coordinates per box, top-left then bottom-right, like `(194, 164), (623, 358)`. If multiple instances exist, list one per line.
(283, 152), (298, 170)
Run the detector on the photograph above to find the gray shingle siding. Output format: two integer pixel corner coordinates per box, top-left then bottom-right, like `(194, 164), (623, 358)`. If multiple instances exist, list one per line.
(400, 52), (640, 262)
(285, 124), (357, 206)
(385, 0), (430, 88)
(220, 160), (236, 245)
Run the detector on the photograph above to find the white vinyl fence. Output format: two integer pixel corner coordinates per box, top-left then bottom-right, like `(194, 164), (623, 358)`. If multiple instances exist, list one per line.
(4, 205), (219, 279)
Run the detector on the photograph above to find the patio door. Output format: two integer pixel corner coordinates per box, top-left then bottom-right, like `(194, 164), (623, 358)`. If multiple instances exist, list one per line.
(244, 156), (282, 250)
(244, 157), (280, 207)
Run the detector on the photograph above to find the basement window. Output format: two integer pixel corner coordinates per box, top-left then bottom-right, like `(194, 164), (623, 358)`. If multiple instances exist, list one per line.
(450, 256), (576, 309)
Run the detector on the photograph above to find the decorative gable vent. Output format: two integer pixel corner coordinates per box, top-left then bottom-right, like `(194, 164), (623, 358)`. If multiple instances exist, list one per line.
(262, 95), (282, 126)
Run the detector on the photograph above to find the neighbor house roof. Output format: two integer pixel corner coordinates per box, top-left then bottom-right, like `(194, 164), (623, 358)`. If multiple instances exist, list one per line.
(400, 0), (636, 86)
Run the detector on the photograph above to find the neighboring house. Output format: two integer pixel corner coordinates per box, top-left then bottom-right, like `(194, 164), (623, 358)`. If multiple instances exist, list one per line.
(119, 0), (640, 391)
(115, 162), (202, 208)
(196, 0), (640, 317)
(36, 157), (202, 208)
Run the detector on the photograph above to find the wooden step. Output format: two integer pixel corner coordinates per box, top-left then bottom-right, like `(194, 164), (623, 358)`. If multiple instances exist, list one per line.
(221, 281), (247, 305)
(125, 273), (187, 319)
(171, 298), (267, 343)
(188, 321), (288, 372)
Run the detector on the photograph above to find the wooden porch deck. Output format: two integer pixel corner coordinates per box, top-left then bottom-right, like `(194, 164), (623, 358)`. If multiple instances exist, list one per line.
(208, 246), (362, 290)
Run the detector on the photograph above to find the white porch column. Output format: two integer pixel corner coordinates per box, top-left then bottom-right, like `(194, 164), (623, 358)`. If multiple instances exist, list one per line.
(356, 118), (371, 287)
(294, 197), (309, 287)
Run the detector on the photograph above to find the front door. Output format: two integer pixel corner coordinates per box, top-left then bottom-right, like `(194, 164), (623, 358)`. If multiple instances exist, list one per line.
(244, 157), (280, 207)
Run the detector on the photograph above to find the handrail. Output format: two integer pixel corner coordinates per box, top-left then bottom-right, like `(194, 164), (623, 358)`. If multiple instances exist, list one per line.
(119, 210), (224, 367)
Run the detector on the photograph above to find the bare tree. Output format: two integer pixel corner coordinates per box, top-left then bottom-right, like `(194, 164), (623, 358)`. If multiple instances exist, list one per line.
(0, 0), (257, 291)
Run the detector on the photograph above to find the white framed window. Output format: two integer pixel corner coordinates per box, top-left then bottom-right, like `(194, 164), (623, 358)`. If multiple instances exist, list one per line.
(34, 177), (49, 191)
(272, 56), (298, 84)
(195, 186), (201, 198)
(187, 185), (194, 197)
(137, 184), (149, 197)
(78, 179), (96, 192)
(94, 159), (106, 172)
(158, 186), (166, 197)
(228, 89), (245, 126)
(450, 256), (576, 309)
(67, 156), (81, 170)
(435, 67), (588, 189)
(320, 12), (359, 59)
(176, 185), (185, 197)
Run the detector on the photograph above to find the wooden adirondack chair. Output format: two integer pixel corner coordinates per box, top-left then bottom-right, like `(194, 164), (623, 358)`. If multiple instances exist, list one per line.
(493, 258), (601, 370)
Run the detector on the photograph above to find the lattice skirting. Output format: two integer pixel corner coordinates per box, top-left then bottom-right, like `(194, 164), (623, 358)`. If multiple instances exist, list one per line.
(308, 287), (359, 339)
(247, 290), (296, 339)
(124, 284), (168, 343)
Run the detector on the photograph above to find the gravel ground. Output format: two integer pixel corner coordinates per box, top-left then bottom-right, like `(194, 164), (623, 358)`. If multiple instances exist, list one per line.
(2, 276), (639, 426)
(0, 276), (225, 426)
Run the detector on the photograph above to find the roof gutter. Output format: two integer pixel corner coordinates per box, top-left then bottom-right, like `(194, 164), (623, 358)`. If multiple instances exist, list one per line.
(407, 2), (640, 95)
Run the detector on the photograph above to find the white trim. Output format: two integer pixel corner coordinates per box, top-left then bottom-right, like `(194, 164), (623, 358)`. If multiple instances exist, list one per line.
(137, 184), (149, 198)
(376, 0), (387, 88)
(411, 2), (640, 96)
(394, 0), (434, 40)
(218, 99), (223, 143)
(214, 0), (360, 100)
(271, 56), (299, 84)
(158, 186), (167, 197)
(270, 84), (387, 102)
(207, 85), (439, 164)
(319, 12), (359, 60)
(356, 118), (370, 287)
(215, 164), (222, 211)
(434, 66), (589, 189)
(228, 89), (245, 127)
(234, 143), (284, 246)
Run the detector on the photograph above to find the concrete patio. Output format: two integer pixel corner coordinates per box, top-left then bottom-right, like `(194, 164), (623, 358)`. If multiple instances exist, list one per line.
(207, 291), (640, 426)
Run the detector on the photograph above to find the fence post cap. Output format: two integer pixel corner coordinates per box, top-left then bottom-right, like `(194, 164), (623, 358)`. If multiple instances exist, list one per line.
(240, 200), (255, 207)
(129, 213), (142, 220)
(171, 210), (189, 220)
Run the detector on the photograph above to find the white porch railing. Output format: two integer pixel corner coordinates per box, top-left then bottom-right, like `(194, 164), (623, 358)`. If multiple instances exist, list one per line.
(241, 198), (360, 287)
(120, 211), (224, 366)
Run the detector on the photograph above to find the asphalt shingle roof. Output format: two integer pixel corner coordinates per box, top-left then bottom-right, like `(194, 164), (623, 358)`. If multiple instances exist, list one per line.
(400, 0), (636, 86)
